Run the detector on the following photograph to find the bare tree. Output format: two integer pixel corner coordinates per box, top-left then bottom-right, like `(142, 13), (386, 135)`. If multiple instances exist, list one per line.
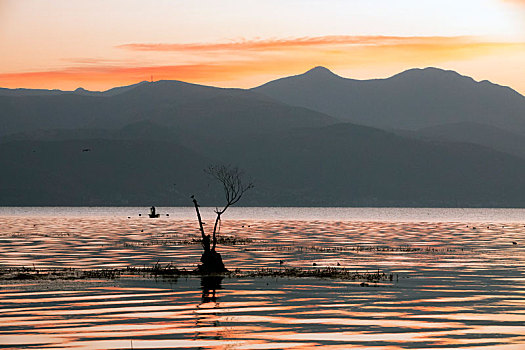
(191, 165), (253, 272)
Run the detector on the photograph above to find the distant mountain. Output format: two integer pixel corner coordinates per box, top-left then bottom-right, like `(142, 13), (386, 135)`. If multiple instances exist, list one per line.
(0, 137), (216, 205)
(3, 71), (525, 206)
(3, 120), (525, 206)
(210, 122), (525, 206)
(0, 80), (337, 137)
(253, 66), (525, 134)
(2, 121), (179, 143)
(0, 81), (149, 97)
(409, 121), (525, 159)
(0, 87), (67, 97)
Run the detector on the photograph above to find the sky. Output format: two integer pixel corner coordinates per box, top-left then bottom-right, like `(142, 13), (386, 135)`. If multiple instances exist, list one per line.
(1, 0), (525, 93)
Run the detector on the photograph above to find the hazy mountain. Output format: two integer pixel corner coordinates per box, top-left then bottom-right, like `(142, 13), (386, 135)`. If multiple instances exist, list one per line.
(2, 120), (179, 143)
(0, 80), (337, 137)
(409, 121), (525, 159)
(3, 120), (525, 206)
(0, 137), (216, 205)
(210, 122), (525, 206)
(3, 72), (525, 206)
(0, 88), (68, 97)
(253, 66), (525, 134)
(0, 81), (149, 97)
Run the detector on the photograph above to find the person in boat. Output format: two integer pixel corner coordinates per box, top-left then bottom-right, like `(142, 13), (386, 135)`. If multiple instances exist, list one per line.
(150, 206), (157, 218)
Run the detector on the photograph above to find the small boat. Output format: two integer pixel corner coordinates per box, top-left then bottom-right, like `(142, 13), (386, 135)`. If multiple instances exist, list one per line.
(149, 206), (160, 218)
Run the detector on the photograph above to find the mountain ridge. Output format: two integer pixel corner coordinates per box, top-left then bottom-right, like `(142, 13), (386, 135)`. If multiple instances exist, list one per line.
(253, 66), (525, 133)
(0, 79), (337, 137)
(3, 66), (522, 98)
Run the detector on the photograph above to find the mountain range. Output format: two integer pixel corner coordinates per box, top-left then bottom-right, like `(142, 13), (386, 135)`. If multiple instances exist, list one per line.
(1, 67), (525, 206)
(254, 66), (525, 133)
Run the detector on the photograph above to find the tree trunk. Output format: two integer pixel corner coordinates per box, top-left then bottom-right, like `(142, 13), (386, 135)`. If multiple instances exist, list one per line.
(212, 212), (221, 251)
(192, 196), (227, 273)
(192, 197), (210, 253)
(198, 249), (227, 273)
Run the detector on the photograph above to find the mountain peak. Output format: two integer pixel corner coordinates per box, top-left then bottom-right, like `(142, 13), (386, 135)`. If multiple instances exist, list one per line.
(74, 87), (88, 92)
(392, 67), (467, 81)
(303, 66), (340, 78)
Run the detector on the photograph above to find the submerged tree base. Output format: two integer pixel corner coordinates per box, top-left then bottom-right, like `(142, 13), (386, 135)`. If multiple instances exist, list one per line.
(198, 250), (228, 273)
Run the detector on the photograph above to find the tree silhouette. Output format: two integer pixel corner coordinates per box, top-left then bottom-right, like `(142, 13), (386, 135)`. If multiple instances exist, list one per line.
(191, 165), (253, 273)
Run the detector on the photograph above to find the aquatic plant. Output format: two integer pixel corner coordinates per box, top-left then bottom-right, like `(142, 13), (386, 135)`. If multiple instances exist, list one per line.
(0, 264), (395, 284)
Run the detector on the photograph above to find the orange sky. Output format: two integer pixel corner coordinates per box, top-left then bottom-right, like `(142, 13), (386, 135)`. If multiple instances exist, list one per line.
(1, 0), (524, 93)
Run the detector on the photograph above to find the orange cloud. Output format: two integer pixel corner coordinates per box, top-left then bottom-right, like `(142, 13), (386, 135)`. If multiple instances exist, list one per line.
(1, 36), (524, 92)
(0, 64), (233, 90)
(118, 35), (475, 53)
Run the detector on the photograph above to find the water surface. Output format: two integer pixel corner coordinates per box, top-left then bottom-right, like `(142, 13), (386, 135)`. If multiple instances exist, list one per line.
(0, 207), (524, 349)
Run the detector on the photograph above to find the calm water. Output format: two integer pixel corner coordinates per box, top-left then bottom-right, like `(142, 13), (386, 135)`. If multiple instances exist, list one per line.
(1, 207), (524, 349)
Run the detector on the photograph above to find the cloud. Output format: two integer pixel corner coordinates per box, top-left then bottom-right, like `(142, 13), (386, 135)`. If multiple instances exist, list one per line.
(114, 36), (525, 76)
(0, 63), (276, 90)
(118, 35), (476, 53)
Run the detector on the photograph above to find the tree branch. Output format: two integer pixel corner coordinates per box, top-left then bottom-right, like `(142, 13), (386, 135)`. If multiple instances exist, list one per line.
(204, 165), (254, 251)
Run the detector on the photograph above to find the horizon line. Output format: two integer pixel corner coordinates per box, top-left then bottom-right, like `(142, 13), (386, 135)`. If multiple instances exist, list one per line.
(0, 66), (518, 95)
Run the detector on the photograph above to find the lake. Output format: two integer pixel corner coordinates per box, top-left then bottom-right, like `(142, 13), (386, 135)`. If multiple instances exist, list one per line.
(1, 207), (524, 349)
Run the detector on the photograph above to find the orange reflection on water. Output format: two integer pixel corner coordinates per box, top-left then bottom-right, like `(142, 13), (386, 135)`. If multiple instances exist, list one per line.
(1, 210), (525, 349)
